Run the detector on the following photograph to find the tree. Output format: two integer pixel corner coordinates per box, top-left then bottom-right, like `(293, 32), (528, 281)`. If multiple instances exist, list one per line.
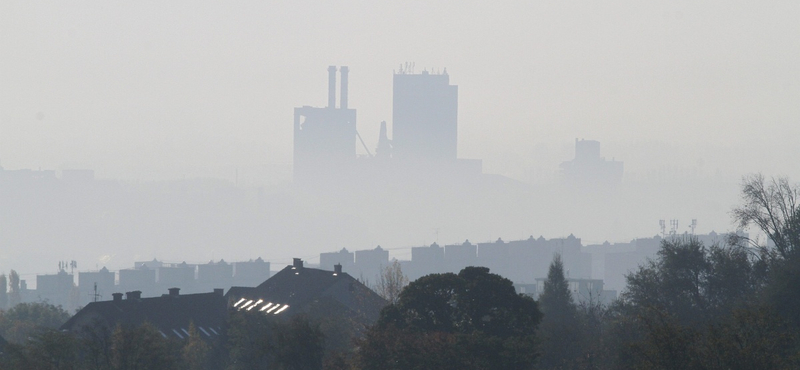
(7, 271), (20, 308)
(76, 318), (114, 370)
(225, 311), (273, 370)
(225, 311), (325, 370)
(373, 260), (408, 305)
(359, 267), (541, 370)
(272, 314), (325, 370)
(536, 254), (583, 369)
(21, 329), (80, 370)
(733, 174), (800, 329)
(0, 302), (71, 344)
(733, 174), (800, 258)
(110, 323), (180, 370)
(607, 235), (796, 369)
(182, 322), (211, 370)
(0, 274), (7, 310)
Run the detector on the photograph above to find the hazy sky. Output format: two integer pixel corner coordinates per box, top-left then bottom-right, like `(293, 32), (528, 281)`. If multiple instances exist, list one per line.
(2, 1), (799, 185)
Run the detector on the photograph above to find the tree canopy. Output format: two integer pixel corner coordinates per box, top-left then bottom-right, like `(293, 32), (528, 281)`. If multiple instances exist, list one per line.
(359, 266), (541, 370)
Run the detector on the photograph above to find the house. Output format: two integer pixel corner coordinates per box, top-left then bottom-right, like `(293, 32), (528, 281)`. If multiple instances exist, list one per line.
(226, 258), (387, 323)
(60, 288), (227, 341)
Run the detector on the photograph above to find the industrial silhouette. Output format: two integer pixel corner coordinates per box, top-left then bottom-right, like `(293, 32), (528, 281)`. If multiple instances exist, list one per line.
(292, 66), (481, 187)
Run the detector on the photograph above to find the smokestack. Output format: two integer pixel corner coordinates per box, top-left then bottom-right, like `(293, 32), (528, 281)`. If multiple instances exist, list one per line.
(340, 66), (349, 109)
(328, 66), (337, 108)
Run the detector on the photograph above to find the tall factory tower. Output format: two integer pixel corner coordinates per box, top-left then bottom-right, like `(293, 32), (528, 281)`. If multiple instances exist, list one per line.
(391, 68), (458, 164)
(293, 66), (357, 184)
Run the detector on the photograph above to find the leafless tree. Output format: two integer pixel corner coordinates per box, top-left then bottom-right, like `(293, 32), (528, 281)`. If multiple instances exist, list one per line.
(732, 174), (800, 258)
(373, 260), (408, 304)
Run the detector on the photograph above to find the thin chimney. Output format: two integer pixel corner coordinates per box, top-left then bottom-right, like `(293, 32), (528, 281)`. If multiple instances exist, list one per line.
(293, 258), (304, 268)
(334, 263), (342, 274)
(339, 66), (349, 109)
(327, 66), (337, 108)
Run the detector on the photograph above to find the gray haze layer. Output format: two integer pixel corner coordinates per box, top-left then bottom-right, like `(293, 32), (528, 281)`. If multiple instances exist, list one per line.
(1, 2), (799, 281)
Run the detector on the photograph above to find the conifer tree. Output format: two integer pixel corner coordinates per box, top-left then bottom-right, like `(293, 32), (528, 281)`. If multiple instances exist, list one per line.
(0, 274), (7, 310)
(536, 254), (582, 369)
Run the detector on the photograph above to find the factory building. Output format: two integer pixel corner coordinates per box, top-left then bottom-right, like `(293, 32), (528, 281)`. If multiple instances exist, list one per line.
(293, 66), (357, 184)
(560, 139), (624, 186)
(291, 66), (481, 187)
(392, 68), (458, 163)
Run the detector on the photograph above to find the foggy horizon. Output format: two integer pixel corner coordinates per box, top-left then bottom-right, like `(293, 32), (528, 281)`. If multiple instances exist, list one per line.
(2, 2), (799, 286)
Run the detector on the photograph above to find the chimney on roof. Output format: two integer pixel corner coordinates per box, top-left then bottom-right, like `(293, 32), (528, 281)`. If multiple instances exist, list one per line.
(293, 258), (303, 268)
(214, 288), (224, 296)
(126, 291), (142, 300)
(340, 66), (349, 109)
(334, 263), (342, 274)
(327, 66), (337, 108)
(112, 293), (123, 302)
(168, 287), (180, 297)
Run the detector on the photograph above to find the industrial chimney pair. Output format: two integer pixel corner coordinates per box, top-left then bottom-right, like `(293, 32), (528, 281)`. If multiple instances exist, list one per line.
(327, 66), (349, 110)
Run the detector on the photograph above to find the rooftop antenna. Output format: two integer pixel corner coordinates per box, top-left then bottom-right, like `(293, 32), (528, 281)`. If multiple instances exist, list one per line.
(90, 282), (101, 303)
(690, 219), (697, 235)
(670, 220), (679, 236)
(659, 220), (666, 238)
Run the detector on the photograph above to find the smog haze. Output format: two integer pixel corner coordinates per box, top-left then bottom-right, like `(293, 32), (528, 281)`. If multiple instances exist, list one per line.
(1, 1), (799, 279)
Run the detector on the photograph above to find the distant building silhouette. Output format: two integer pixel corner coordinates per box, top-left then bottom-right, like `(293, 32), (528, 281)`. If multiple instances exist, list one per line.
(560, 139), (623, 186)
(409, 242), (445, 278)
(444, 239), (477, 273)
(293, 66), (357, 184)
(78, 267), (115, 305)
(320, 248), (355, 272)
(319, 235), (592, 285)
(197, 260), (233, 292)
(157, 262), (196, 292)
(291, 66), (482, 187)
(118, 266), (157, 297)
(232, 258), (271, 287)
(392, 69), (458, 163)
(35, 269), (77, 311)
(354, 246), (389, 282)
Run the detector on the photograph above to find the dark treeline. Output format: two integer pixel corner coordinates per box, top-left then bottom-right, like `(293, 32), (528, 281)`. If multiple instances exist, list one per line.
(2, 174), (800, 369)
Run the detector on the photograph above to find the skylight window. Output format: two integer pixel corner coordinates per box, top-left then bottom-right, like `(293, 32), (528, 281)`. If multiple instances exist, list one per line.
(209, 327), (219, 335)
(247, 299), (264, 311)
(260, 302), (274, 311)
(233, 298), (246, 308)
(238, 299), (254, 311)
(198, 327), (211, 337)
(266, 304), (279, 313)
(172, 329), (184, 339)
(274, 304), (290, 314)
(182, 328), (190, 336)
